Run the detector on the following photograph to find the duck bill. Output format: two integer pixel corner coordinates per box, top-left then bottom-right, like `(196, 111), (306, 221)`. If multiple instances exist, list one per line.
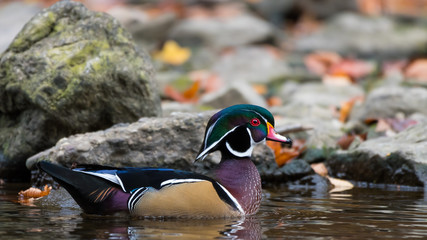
(266, 122), (292, 147)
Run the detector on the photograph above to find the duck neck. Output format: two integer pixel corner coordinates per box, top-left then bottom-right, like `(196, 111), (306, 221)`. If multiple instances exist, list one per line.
(214, 157), (262, 215)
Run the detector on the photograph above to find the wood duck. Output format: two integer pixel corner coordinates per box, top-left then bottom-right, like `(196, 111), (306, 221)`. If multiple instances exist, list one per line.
(38, 104), (292, 218)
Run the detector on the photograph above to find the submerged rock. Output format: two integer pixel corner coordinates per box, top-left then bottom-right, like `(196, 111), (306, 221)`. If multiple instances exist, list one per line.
(0, 1), (160, 180)
(326, 123), (427, 187)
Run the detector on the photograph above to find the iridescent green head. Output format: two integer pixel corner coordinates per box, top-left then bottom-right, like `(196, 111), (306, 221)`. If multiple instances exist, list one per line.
(196, 104), (292, 160)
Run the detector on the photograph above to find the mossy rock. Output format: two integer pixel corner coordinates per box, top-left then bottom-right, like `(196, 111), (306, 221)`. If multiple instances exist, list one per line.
(0, 1), (160, 180)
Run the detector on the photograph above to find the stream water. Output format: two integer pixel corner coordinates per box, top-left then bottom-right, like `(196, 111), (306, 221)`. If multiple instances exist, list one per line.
(1, 183), (427, 239)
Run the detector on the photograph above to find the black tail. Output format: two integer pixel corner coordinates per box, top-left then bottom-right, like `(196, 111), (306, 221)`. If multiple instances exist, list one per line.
(38, 161), (126, 214)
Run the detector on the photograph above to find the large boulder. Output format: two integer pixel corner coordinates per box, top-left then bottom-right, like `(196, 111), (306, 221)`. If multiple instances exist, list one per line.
(326, 122), (427, 187)
(27, 112), (273, 179)
(350, 86), (427, 121)
(0, 1), (160, 181)
(27, 111), (324, 185)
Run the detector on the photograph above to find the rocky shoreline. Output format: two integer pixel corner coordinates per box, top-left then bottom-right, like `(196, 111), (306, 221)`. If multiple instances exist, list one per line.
(1, 1), (427, 190)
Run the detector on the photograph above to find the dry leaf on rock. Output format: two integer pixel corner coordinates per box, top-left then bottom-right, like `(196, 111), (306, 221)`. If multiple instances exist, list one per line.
(404, 59), (427, 82)
(154, 40), (191, 65)
(311, 162), (328, 177)
(327, 176), (354, 193)
(267, 139), (305, 167)
(305, 51), (342, 76)
(339, 96), (364, 123)
(164, 80), (200, 103)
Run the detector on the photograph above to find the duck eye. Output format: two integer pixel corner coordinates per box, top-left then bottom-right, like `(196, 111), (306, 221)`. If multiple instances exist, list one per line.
(250, 118), (260, 126)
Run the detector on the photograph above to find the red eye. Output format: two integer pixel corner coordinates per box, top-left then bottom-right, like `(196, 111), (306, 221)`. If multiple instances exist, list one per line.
(250, 118), (260, 126)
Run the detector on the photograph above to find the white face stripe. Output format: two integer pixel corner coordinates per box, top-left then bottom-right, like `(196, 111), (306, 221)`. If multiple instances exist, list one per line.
(244, 109), (269, 125)
(196, 126), (238, 160)
(198, 108), (270, 160)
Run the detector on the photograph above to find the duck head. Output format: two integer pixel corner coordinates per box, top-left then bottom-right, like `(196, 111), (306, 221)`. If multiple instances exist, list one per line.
(196, 104), (292, 160)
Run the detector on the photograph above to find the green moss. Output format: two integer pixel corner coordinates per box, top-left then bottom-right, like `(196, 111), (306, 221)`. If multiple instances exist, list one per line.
(10, 11), (57, 50)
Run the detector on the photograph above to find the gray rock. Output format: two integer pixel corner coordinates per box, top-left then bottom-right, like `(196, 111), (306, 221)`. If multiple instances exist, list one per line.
(107, 6), (177, 51)
(200, 81), (267, 109)
(212, 46), (290, 84)
(169, 13), (274, 49)
(0, 2), (42, 53)
(28, 110), (315, 185)
(0, 1), (160, 180)
(272, 82), (363, 149)
(326, 123), (427, 187)
(350, 86), (427, 120)
(295, 13), (427, 58)
(280, 82), (364, 108)
(27, 112), (274, 172)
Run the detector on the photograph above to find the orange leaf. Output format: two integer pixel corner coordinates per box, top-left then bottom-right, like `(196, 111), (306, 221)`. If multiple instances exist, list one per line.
(328, 59), (374, 79)
(267, 139), (305, 167)
(305, 51), (342, 76)
(311, 162), (328, 177)
(189, 70), (223, 93)
(18, 185), (51, 199)
(182, 80), (200, 100)
(275, 149), (300, 167)
(252, 84), (267, 95)
(267, 96), (282, 107)
(404, 59), (427, 82)
(154, 40), (191, 65)
(164, 80), (200, 103)
(339, 96), (364, 123)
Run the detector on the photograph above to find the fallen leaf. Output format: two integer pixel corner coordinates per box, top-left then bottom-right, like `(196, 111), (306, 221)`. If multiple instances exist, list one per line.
(339, 96), (364, 123)
(267, 96), (282, 107)
(19, 185), (51, 199)
(404, 59), (427, 82)
(154, 40), (191, 65)
(337, 132), (366, 150)
(305, 52), (373, 82)
(388, 118), (417, 132)
(305, 51), (342, 76)
(189, 70), (223, 93)
(327, 176), (354, 193)
(356, 0), (383, 16)
(252, 84), (268, 95)
(182, 80), (200, 100)
(311, 162), (328, 177)
(328, 59), (374, 79)
(164, 80), (200, 103)
(17, 185), (52, 206)
(337, 134), (356, 150)
(267, 139), (306, 167)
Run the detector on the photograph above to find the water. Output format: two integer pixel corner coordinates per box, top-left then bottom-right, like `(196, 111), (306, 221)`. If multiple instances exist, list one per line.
(1, 183), (427, 239)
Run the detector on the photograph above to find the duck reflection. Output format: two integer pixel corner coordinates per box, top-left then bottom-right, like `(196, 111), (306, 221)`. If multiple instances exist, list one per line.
(72, 215), (261, 239)
(127, 216), (261, 239)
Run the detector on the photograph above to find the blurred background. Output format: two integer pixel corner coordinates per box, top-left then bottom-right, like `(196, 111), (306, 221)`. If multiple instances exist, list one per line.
(2, 1), (427, 109)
